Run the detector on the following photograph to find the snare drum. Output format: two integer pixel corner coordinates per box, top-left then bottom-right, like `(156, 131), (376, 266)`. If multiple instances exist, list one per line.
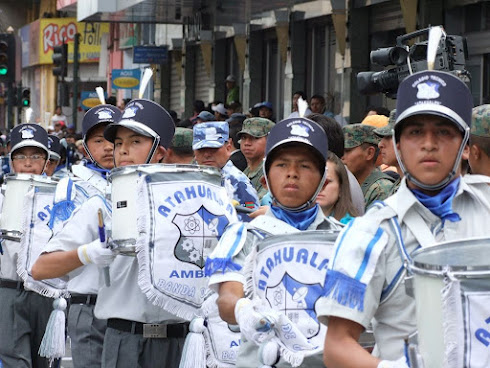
(0, 174), (57, 241)
(410, 238), (490, 368)
(108, 164), (222, 255)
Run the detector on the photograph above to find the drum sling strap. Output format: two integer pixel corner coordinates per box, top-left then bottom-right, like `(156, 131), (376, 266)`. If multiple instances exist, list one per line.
(370, 201), (437, 304)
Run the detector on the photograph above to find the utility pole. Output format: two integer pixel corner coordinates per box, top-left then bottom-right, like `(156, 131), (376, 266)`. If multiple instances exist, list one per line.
(72, 33), (80, 128)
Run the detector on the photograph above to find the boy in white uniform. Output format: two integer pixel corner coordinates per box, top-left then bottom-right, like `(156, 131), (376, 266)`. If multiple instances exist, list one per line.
(206, 117), (339, 367)
(32, 104), (121, 367)
(0, 124), (52, 368)
(102, 99), (190, 368)
(318, 70), (490, 368)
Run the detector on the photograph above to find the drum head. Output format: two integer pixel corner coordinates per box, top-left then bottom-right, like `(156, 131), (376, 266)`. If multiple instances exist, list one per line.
(412, 237), (490, 273)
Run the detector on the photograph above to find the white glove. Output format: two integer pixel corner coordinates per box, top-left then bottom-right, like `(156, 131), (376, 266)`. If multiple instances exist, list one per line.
(377, 357), (409, 368)
(234, 298), (277, 344)
(77, 239), (115, 267)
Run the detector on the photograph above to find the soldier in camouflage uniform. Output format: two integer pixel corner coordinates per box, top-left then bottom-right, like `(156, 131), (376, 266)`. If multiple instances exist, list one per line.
(163, 127), (194, 164)
(342, 123), (395, 209)
(374, 109), (403, 195)
(237, 117), (275, 200)
(193, 121), (260, 222)
(469, 104), (490, 176)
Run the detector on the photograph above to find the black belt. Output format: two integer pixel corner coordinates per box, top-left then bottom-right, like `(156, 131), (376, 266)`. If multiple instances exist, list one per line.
(0, 278), (24, 291)
(107, 318), (189, 338)
(70, 294), (98, 305)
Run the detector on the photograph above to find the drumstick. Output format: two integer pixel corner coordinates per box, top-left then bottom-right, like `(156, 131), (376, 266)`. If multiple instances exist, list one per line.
(98, 209), (111, 287)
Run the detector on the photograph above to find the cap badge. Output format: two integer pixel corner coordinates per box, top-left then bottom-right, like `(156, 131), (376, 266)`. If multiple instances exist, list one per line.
(416, 82), (440, 100)
(97, 110), (113, 120)
(21, 127), (35, 139)
(122, 106), (138, 118)
(204, 127), (220, 140)
(290, 124), (310, 137)
(47, 138), (53, 148)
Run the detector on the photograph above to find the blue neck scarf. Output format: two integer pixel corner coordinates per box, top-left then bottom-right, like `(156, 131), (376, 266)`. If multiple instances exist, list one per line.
(270, 204), (320, 231)
(411, 177), (461, 225)
(86, 162), (110, 179)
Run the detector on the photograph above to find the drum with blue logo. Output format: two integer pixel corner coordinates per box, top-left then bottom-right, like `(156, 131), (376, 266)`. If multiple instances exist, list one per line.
(410, 238), (490, 368)
(108, 164), (228, 255)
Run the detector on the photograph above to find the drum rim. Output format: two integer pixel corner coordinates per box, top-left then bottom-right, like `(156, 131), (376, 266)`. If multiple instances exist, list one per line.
(108, 163), (221, 182)
(410, 236), (490, 276)
(257, 230), (340, 250)
(4, 173), (58, 184)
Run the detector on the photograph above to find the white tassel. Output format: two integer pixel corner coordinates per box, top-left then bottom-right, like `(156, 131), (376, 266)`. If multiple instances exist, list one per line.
(441, 270), (464, 368)
(25, 108), (33, 124)
(427, 26), (445, 71)
(297, 97), (308, 118)
(139, 68), (153, 99)
(39, 298), (67, 363)
(259, 340), (280, 368)
(95, 86), (106, 104)
(179, 317), (207, 368)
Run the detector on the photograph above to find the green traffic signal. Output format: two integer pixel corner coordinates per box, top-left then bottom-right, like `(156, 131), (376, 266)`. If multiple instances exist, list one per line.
(0, 66), (7, 75)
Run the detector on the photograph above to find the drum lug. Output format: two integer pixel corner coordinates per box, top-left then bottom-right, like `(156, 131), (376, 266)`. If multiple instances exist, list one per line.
(405, 274), (415, 298)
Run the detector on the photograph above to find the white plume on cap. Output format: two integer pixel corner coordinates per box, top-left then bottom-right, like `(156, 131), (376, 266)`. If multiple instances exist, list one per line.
(95, 87), (106, 104)
(25, 108), (33, 124)
(298, 97), (308, 118)
(427, 26), (446, 71)
(139, 68), (153, 99)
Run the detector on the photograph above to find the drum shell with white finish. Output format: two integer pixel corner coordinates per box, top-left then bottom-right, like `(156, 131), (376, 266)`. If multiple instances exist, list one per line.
(108, 164), (222, 255)
(0, 174), (57, 241)
(410, 238), (490, 368)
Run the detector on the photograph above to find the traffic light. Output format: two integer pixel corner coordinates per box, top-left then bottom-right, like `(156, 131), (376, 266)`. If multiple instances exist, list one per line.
(21, 87), (30, 107)
(52, 43), (68, 77)
(0, 33), (15, 82)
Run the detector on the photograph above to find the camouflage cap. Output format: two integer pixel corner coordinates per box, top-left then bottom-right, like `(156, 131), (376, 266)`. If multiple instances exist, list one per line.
(237, 117), (275, 138)
(170, 127), (193, 149)
(343, 123), (380, 149)
(374, 109), (396, 137)
(471, 105), (490, 137)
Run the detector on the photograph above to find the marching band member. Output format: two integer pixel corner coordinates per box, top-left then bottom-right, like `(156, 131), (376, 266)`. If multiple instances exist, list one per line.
(318, 71), (490, 368)
(205, 116), (340, 367)
(32, 104), (121, 367)
(95, 99), (190, 368)
(45, 134), (62, 177)
(99, 98), (199, 368)
(0, 124), (52, 367)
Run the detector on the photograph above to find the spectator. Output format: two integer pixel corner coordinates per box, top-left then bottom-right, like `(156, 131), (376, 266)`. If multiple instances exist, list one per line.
(317, 152), (359, 224)
(365, 105), (390, 118)
(228, 113), (248, 172)
(226, 102), (242, 117)
(288, 91), (312, 118)
(192, 111), (215, 125)
(225, 75), (239, 105)
(212, 103), (228, 121)
(307, 113), (365, 216)
(257, 102), (274, 121)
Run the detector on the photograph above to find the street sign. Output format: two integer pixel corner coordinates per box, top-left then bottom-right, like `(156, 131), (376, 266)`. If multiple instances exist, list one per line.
(80, 90), (106, 110)
(112, 69), (140, 90)
(133, 46), (168, 64)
